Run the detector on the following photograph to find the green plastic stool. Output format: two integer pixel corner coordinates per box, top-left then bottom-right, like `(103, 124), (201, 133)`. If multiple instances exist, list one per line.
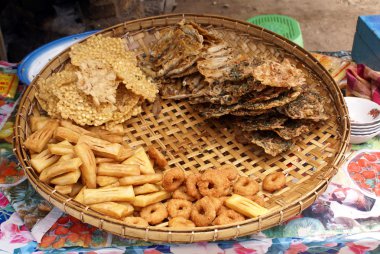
(247, 14), (304, 47)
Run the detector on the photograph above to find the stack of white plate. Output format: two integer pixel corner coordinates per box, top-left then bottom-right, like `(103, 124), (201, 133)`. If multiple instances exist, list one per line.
(345, 97), (380, 144)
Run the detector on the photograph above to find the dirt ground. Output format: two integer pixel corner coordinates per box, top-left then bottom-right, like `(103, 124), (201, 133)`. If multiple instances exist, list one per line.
(173, 0), (380, 51)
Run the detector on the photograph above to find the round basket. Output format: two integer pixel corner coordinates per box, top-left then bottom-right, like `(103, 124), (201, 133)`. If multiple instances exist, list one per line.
(14, 14), (350, 243)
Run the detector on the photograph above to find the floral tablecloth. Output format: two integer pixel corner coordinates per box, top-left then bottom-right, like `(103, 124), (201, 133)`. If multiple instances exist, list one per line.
(3, 53), (380, 254)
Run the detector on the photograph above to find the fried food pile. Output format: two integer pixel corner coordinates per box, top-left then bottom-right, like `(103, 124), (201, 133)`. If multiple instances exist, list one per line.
(36, 35), (158, 128)
(25, 116), (290, 227)
(139, 21), (330, 156)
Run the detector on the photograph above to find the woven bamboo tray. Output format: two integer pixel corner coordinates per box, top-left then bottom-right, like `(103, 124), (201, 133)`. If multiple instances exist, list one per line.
(13, 14), (350, 243)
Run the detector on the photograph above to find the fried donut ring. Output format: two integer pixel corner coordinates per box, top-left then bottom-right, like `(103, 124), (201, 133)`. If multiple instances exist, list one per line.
(172, 186), (196, 202)
(168, 217), (195, 228)
(233, 176), (259, 196)
(140, 203), (168, 225)
(209, 196), (223, 214)
(191, 196), (216, 226)
(197, 170), (230, 197)
(218, 164), (239, 181)
(244, 195), (266, 207)
(217, 205), (229, 216)
(213, 209), (245, 225)
(262, 172), (286, 193)
(167, 199), (192, 219)
(123, 217), (149, 227)
(185, 172), (202, 198)
(162, 168), (185, 192)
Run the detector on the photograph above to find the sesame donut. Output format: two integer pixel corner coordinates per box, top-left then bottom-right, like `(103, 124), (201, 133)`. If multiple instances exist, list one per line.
(167, 199), (192, 219)
(197, 170), (230, 197)
(140, 203), (168, 225)
(262, 172), (286, 193)
(233, 176), (259, 196)
(213, 209), (245, 225)
(190, 196), (216, 226)
(217, 164), (239, 181)
(123, 217), (149, 227)
(172, 186), (196, 202)
(185, 172), (202, 199)
(168, 217), (195, 228)
(162, 168), (185, 192)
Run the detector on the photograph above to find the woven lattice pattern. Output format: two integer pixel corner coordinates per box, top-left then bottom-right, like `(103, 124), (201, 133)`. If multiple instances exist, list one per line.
(14, 14), (350, 243)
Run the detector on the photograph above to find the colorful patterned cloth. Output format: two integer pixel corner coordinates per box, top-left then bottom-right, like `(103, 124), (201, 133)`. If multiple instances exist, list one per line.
(347, 64), (380, 105)
(4, 53), (380, 253)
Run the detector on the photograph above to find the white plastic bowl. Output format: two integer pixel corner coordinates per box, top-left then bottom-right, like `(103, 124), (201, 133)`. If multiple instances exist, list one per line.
(344, 97), (380, 125)
(350, 132), (379, 144)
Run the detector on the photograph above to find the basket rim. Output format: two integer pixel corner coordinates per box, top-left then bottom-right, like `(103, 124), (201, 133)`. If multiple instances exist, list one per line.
(13, 13), (351, 242)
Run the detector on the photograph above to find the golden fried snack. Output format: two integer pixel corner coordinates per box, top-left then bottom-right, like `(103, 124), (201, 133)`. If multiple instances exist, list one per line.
(78, 135), (132, 161)
(132, 191), (171, 207)
(197, 170), (230, 198)
(212, 209), (245, 225)
(244, 195), (266, 207)
(54, 127), (80, 143)
(39, 158), (82, 183)
(172, 186), (196, 202)
(122, 147), (154, 174)
(133, 184), (160, 195)
(225, 194), (268, 218)
(162, 168), (185, 192)
(185, 173), (201, 199)
(98, 163), (140, 177)
(48, 140), (74, 155)
(95, 157), (115, 164)
(74, 143), (97, 189)
(83, 186), (135, 205)
(167, 199), (192, 219)
(90, 202), (133, 219)
(55, 185), (73, 195)
(168, 217), (195, 228)
(58, 154), (75, 162)
(147, 146), (168, 169)
(69, 182), (83, 197)
(60, 120), (92, 136)
(100, 182), (120, 189)
(74, 186), (86, 203)
(30, 149), (59, 173)
(96, 176), (119, 187)
(50, 168), (81, 185)
(217, 164), (239, 181)
(30, 116), (50, 132)
(123, 217), (149, 227)
(233, 177), (259, 196)
(119, 174), (162, 186)
(191, 197), (216, 227)
(262, 172), (286, 193)
(140, 203), (168, 225)
(24, 120), (59, 153)
(115, 202), (134, 216)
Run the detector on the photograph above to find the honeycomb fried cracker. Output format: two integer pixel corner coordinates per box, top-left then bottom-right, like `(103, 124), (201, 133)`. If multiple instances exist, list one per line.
(69, 35), (158, 102)
(76, 59), (118, 105)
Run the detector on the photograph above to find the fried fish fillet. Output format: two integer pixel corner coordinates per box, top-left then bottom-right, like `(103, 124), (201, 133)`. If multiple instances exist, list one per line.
(248, 131), (294, 156)
(234, 113), (288, 131)
(278, 89), (329, 121)
(253, 58), (306, 88)
(196, 88), (301, 118)
(274, 120), (313, 140)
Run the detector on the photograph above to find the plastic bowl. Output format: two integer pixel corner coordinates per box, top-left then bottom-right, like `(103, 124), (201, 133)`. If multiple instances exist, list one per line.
(344, 97), (380, 125)
(350, 132), (379, 144)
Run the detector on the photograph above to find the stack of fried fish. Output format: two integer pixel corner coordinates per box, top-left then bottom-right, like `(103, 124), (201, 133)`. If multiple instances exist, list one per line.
(139, 21), (330, 156)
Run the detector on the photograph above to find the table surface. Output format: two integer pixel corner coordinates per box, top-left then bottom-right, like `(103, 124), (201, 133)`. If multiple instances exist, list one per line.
(2, 52), (380, 254)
